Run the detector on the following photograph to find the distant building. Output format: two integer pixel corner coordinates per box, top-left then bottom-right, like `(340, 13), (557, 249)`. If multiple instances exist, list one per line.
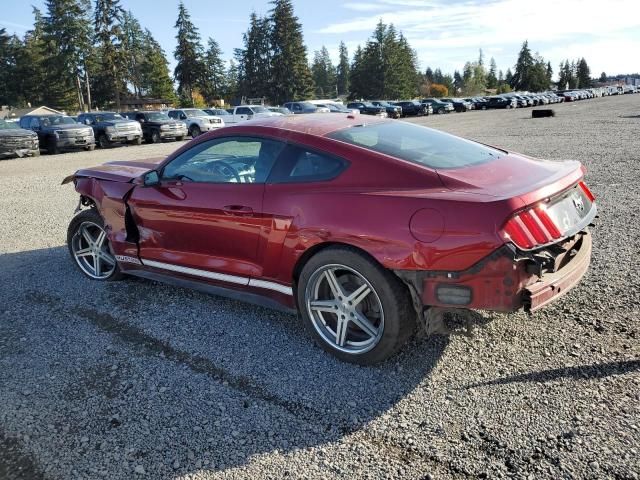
(0, 105), (63, 120)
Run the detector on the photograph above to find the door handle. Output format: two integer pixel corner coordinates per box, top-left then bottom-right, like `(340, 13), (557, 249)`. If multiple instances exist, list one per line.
(223, 205), (253, 215)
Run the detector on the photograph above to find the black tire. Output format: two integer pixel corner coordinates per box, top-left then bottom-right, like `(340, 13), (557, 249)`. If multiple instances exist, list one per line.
(437, 108), (444, 114)
(151, 130), (162, 143)
(128, 137), (142, 145)
(85, 145), (95, 151)
(98, 133), (111, 149)
(176, 135), (185, 141)
(67, 208), (125, 281)
(297, 246), (415, 365)
(189, 125), (201, 137)
(481, 105), (487, 110)
(31, 149), (41, 157)
(47, 137), (59, 155)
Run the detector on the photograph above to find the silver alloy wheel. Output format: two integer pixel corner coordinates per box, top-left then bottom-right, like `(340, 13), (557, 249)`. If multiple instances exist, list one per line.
(71, 221), (116, 279)
(305, 264), (384, 354)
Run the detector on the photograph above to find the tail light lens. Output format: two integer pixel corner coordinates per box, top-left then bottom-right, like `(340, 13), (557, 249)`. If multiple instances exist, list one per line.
(579, 181), (595, 202)
(501, 204), (562, 250)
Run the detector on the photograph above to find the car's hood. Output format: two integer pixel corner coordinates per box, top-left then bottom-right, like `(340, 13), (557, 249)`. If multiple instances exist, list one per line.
(64, 157), (165, 184)
(436, 153), (584, 205)
(0, 128), (35, 137)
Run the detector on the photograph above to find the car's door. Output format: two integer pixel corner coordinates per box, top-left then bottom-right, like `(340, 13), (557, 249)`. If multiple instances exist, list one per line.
(235, 107), (252, 121)
(128, 135), (286, 280)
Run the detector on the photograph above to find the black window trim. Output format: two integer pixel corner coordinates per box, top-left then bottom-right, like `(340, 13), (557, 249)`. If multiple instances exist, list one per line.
(265, 142), (350, 184)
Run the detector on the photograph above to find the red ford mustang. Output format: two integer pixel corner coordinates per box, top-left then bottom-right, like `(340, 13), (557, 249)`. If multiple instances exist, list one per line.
(63, 114), (596, 364)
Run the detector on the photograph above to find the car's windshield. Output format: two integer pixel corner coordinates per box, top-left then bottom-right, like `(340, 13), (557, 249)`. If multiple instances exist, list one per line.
(209, 109), (229, 115)
(183, 109), (207, 117)
(40, 115), (77, 125)
(251, 106), (269, 113)
(362, 102), (376, 107)
(144, 112), (170, 121)
(298, 102), (316, 109)
(92, 113), (124, 122)
(324, 103), (348, 112)
(0, 119), (20, 130)
(328, 121), (504, 170)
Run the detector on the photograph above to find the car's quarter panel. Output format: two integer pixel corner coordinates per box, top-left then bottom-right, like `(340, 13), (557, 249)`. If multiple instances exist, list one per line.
(127, 182), (267, 278)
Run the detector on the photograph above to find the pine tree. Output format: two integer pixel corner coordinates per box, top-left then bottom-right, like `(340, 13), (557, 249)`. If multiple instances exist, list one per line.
(511, 40), (534, 90)
(425, 67), (434, 83)
(202, 37), (227, 102)
(139, 29), (176, 102)
(269, 0), (314, 104)
(0, 28), (14, 105)
(348, 45), (365, 99)
(348, 21), (419, 99)
(546, 61), (553, 85)
(453, 70), (463, 92)
(486, 57), (498, 89)
(505, 68), (513, 86)
(576, 58), (591, 88)
(94, 0), (126, 110)
(121, 10), (145, 98)
(174, 1), (205, 107)
(599, 72), (607, 82)
(336, 41), (349, 96)
(311, 46), (337, 97)
(236, 12), (271, 100)
(225, 59), (239, 101)
(41, 0), (92, 111)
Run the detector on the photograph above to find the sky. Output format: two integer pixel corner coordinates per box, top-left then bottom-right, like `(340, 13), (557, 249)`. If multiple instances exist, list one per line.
(2, 0), (640, 81)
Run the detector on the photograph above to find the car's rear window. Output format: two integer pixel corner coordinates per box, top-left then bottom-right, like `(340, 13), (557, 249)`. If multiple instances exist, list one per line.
(327, 121), (504, 169)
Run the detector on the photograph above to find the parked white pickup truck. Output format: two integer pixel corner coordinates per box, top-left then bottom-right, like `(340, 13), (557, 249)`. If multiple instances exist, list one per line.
(224, 105), (283, 124)
(167, 108), (224, 137)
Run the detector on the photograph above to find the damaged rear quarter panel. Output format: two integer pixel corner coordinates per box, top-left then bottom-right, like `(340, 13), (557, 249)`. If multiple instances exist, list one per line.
(74, 177), (137, 256)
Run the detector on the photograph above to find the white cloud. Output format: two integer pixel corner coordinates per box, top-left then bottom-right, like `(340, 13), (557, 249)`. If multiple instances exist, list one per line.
(314, 0), (640, 76)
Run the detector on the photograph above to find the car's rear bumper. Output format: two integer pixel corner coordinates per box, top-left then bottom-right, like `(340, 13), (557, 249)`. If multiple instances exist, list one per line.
(395, 229), (593, 313)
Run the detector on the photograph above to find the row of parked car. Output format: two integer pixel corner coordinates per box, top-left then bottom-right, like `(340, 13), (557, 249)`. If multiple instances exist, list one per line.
(1, 85), (634, 158)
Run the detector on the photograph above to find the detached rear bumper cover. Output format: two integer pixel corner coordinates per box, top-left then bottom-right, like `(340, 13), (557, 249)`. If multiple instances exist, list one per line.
(395, 229), (593, 313)
(523, 231), (592, 311)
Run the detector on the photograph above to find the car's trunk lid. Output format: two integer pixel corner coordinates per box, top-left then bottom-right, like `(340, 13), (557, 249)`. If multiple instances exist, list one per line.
(436, 153), (584, 206)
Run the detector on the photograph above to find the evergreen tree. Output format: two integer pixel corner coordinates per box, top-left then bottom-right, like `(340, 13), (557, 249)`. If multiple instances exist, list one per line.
(453, 70), (463, 92)
(336, 41), (349, 96)
(174, 1), (205, 107)
(576, 58), (591, 88)
(505, 68), (513, 86)
(511, 40), (534, 90)
(121, 10), (145, 98)
(269, 0), (314, 104)
(599, 71), (607, 82)
(225, 59), (239, 101)
(202, 37), (227, 102)
(139, 29), (176, 102)
(0, 28), (14, 105)
(94, 0), (126, 110)
(569, 60), (577, 88)
(425, 67), (434, 83)
(348, 45), (365, 99)
(311, 46), (337, 97)
(546, 61), (553, 85)
(486, 57), (498, 89)
(433, 68), (444, 84)
(348, 21), (419, 99)
(42, 0), (92, 111)
(236, 13), (271, 100)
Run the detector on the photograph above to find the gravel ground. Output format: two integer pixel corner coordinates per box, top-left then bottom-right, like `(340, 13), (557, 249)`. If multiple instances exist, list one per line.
(0, 95), (639, 480)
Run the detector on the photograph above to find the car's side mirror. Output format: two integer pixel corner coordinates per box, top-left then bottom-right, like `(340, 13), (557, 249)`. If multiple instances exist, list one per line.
(143, 171), (160, 186)
(139, 118), (145, 123)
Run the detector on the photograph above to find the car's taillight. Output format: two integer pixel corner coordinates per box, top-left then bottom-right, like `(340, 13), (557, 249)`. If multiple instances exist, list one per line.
(579, 181), (595, 202)
(501, 204), (562, 250)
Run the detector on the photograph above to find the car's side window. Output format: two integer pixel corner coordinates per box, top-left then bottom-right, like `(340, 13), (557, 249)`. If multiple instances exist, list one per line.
(236, 107), (251, 115)
(162, 136), (286, 184)
(268, 145), (348, 183)
(29, 117), (40, 129)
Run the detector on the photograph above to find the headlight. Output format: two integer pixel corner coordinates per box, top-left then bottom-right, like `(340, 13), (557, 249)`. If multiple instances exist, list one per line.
(105, 126), (115, 133)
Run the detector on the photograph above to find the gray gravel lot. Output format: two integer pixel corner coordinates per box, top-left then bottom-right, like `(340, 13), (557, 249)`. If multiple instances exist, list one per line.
(1, 95), (639, 480)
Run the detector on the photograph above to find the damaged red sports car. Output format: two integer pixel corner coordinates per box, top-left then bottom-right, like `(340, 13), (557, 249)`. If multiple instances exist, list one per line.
(63, 114), (597, 364)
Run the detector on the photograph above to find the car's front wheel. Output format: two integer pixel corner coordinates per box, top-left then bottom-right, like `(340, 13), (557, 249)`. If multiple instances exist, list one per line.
(298, 247), (415, 365)
(190, 125), (201, 137)
(67, 209), (123, 281)
(151, 130), (162, 143)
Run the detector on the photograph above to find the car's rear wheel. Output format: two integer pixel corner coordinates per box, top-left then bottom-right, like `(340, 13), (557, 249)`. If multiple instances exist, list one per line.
(67, 209), (123, 281)
(190, 125), (201, 137)
(298, 247), (415, 365)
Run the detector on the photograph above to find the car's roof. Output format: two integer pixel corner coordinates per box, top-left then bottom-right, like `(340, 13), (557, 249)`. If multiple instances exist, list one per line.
(238, 113), (389, 137)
